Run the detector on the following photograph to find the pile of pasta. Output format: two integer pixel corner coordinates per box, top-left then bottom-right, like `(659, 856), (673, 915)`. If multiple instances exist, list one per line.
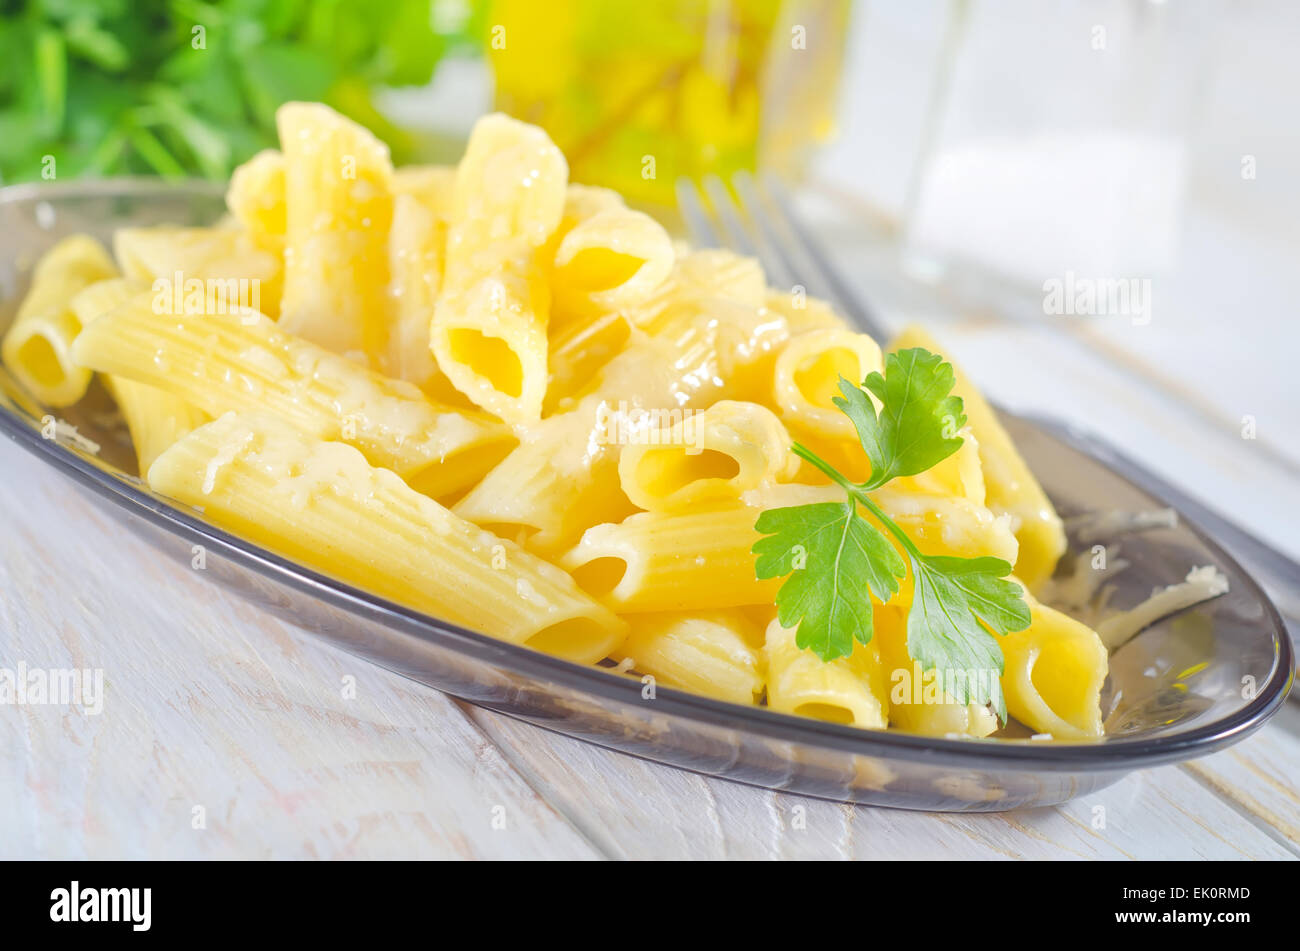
(1, 103), (1108, 740)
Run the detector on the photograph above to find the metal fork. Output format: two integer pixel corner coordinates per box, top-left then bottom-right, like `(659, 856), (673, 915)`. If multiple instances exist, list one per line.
(676, 172), (1300, 659)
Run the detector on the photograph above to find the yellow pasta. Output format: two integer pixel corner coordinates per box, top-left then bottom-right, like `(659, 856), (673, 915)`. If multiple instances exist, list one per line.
(617, 610), (764, 705)
(276, 102), (394, 358)
(618, 400), (797, 512)
(68, 277), (209, 473)
(891, 325), (1067, 591)
(226, 148), (286, 252)
(455, 302), (791, 553)
(544, 310), (633, 414)
(430, 114), (567, 423)
(763, 619), (889, 729)
(875, 604), (998, 738)
(771, 327), (883, 443)
(391, 164), (458, 217)
(148, 412), (627, 664)
(550, 204), (674, 323)
(386, 192), (447, 389)
(630, 248), (768, 331)
(2, 235), (116, 405)
(113, 225), (283, 319)
(69, 296), (514, 500)
(561, 501), (779, 612)
(12, 101), (1120, 745)
(1000, 585), (1108, 739)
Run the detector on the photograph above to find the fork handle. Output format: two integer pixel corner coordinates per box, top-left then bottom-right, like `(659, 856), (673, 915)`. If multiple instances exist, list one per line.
(1025, 413), (1300, 653)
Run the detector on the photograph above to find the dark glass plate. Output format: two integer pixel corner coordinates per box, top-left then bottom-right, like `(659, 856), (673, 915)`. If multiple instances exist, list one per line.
(0, 181), (1291, 811)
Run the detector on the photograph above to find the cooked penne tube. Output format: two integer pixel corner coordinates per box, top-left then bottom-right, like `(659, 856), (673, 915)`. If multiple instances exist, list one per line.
(432, 237), (552, 423)
(618, 400), (797, 512)
(107, 377), (211, 475)
(630, 248), (767, 331)
(874, 604), (998, 738)
(68, 277), (209, 473)
(544, 310), (633, 414)
(148, 412), (627, 664)
(113, 225), (283, 319)
(391, 164), (458, 216)
(431, 114), (567, 423)
(999, 585), (1108, 739)
(771, 327), (884, 443)
(276, 102), (394, 358)
(387, 192), (447, 390)
(551, 205), (673, 323)
(561, 501), (780, 612)
(226, 148), (286, 252)
(455, 302), (792, 552)
(70, 298), (514, 500)
(616, 610), (764, 705)
(1, 235), (117, 406)
(762, 289), (846, 336)
(891, 325), (1067, 591)
(763, 619), (889, 729)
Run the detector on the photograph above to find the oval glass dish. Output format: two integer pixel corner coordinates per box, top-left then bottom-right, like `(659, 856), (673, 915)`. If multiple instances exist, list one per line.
(0, 180), (1292, 812)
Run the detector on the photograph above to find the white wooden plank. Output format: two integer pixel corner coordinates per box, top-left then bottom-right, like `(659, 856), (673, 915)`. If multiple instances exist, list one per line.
(0, 440), (600, 860)
(464, 701), (1296, 860)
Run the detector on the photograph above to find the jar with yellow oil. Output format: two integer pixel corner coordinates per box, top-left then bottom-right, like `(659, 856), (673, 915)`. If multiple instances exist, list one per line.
(486, 0), (850, 207)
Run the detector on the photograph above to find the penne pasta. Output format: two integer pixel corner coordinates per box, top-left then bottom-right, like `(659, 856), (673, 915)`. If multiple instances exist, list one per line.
(771, 327), (884, 444)
(544, 310), (633, 414)
(276, 102), (394, 359)
(68, 277), (209, 473)
(550, 204), (674, 324)
(69, 297), (514, 500)
(999, 585), (1108, 739)
(891, 325), (1067, 591)
(630, 248), (768, 331)
(225, 148), (286, 252)
(618, 400), (797, 512)
(386, 192), (447, 390)
(874, 604), (998, 738)
(763, 618), (889, 729)
(10, 101), (1122, 745)
(148, 412), (627, 664)
(616, 610), (764, 705)
(2, 235), (117, 406)
(430, 114), (568, 423)
(114, 225), (283, 320)
(561, 500), (780, 612)
(455, 301), (791, 552)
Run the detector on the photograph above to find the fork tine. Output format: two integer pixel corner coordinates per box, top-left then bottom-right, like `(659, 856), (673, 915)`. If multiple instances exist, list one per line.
(678, 175), (793, 287)
(674, 178), (721, 248)
(701, 175), (760, 258)
(758, 173), (888, 341)
(730, 170), (802, 290)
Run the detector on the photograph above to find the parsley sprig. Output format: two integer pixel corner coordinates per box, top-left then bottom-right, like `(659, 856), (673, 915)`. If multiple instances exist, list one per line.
(752, 348), (1031, 721)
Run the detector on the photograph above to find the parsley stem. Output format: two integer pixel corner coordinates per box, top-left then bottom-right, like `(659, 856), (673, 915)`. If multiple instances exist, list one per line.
(789, 442), (926, 563)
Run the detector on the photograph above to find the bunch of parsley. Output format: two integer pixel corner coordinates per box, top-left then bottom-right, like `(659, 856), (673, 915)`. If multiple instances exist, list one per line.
(0, 0), (482, 184)
(753, 348), (1032, 721)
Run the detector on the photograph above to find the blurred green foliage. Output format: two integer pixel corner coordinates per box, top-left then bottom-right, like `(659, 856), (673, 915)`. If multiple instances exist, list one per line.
(0, 0), (486, 183)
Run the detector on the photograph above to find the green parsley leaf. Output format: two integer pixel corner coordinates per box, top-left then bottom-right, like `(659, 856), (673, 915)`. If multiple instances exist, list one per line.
(753, 346), (1033, 723)
(833, 347), (967, 489)
(906, 555), (1032, 721)
(753, 500), (904, 661)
